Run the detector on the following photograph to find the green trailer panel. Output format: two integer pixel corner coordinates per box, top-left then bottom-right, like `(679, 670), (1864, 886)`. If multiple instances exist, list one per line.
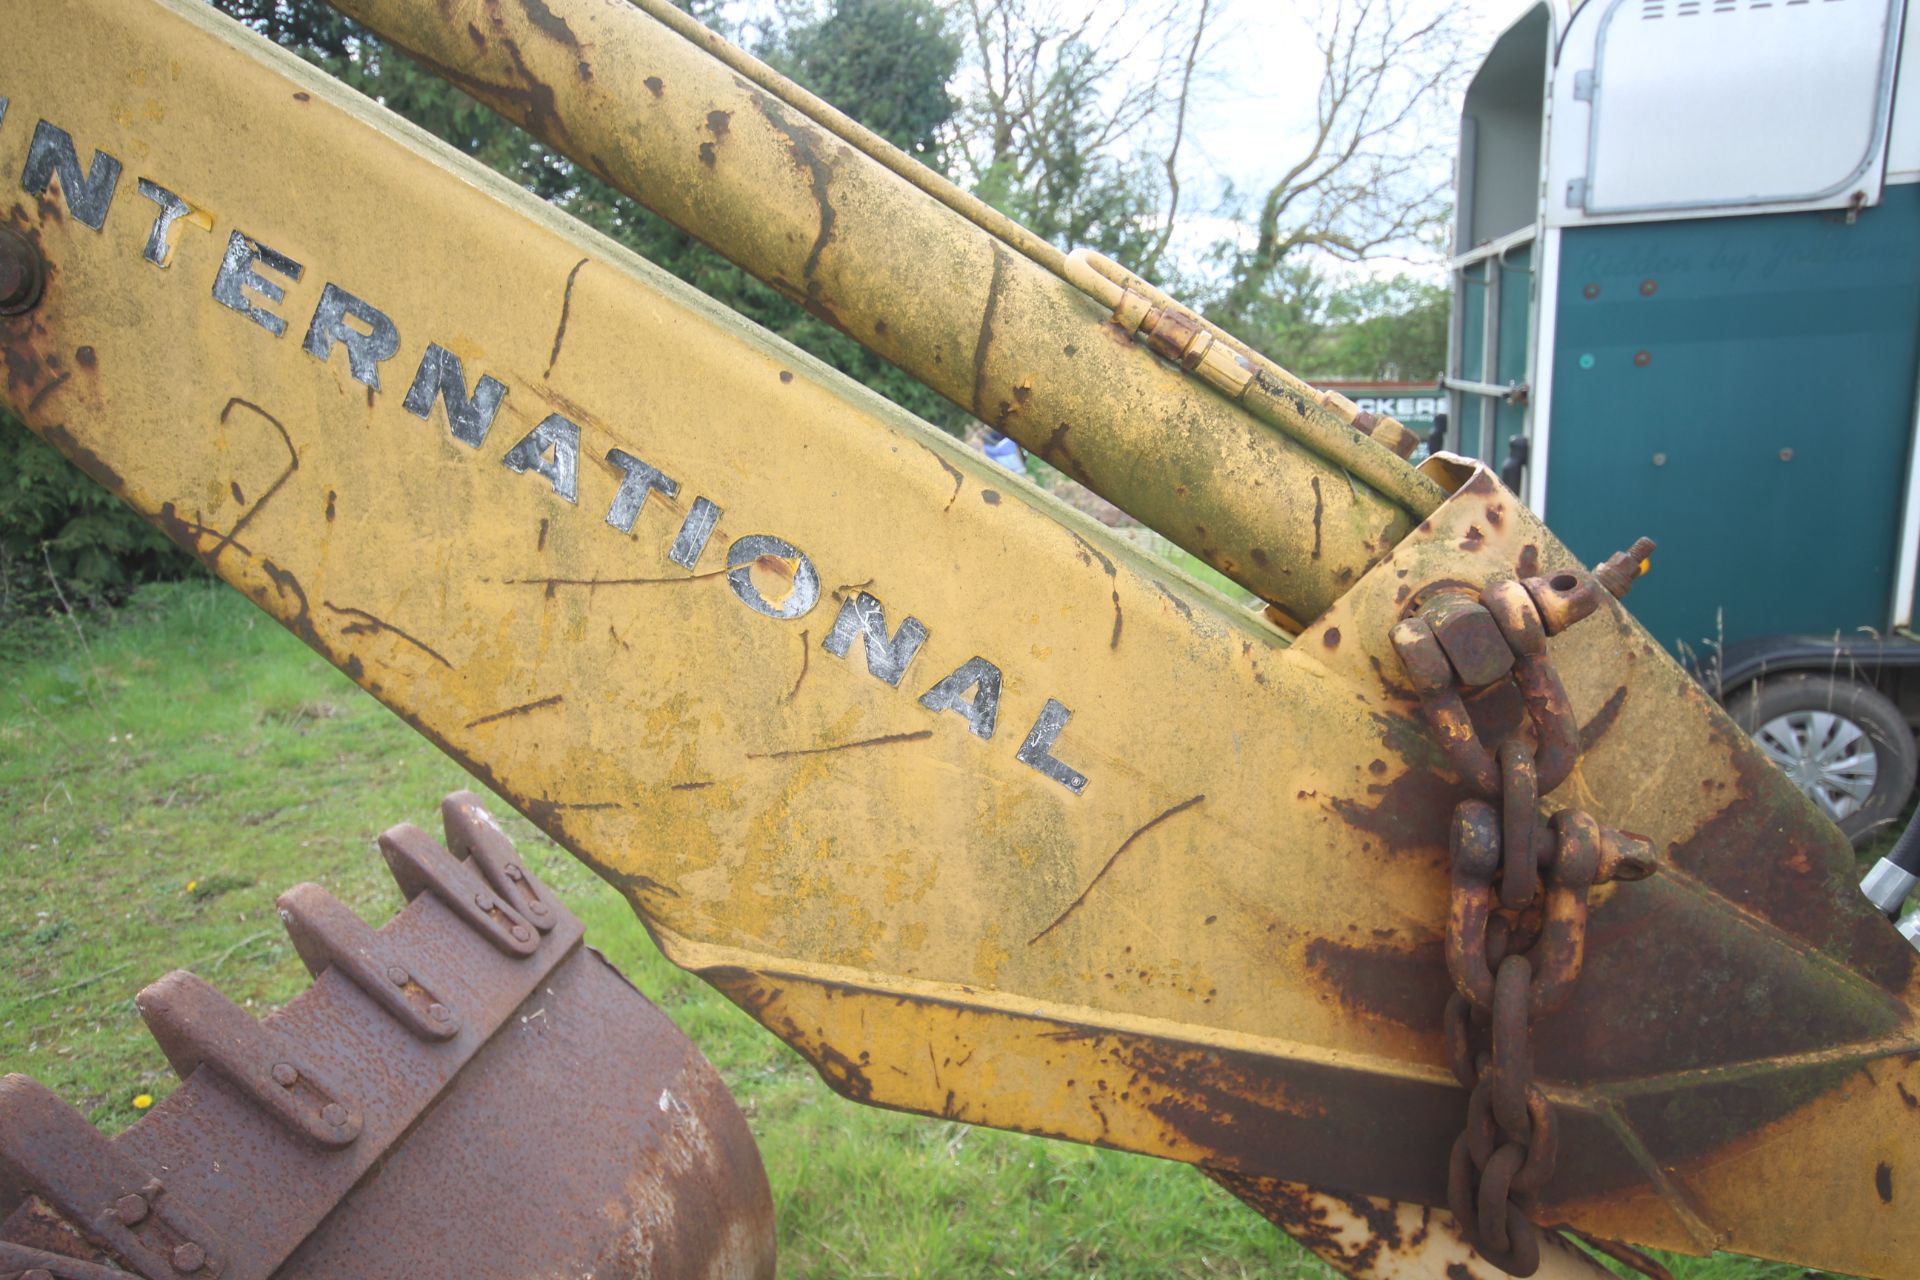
(1543, 184), (1920, 654)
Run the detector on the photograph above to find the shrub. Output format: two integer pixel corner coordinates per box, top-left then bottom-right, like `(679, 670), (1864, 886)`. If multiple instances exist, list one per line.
(0, 409), (191, 618)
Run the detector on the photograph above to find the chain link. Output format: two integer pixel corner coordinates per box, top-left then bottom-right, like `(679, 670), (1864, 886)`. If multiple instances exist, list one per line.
(1392, 558), (1658, 1277)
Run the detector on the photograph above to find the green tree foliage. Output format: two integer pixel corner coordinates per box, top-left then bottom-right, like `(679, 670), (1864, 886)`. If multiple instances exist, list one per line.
(953, 0), (1191, 273)
(0, 415), (182, 612)
(771, 0), (960, 163)
(1312, 273), (1448, 381)
(1211, 268), (1447, 381)
(967, 40), (1164, 268)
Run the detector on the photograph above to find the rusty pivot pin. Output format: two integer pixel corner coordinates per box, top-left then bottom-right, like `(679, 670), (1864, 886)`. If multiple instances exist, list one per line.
(0, 226), (46, 316)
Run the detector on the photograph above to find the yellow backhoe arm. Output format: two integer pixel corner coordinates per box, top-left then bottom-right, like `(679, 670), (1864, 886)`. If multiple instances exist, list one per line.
(1, 1), (1915, 1276)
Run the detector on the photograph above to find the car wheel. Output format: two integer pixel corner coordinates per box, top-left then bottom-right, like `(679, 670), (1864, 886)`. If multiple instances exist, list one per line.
(1725, 672), (1919, 847)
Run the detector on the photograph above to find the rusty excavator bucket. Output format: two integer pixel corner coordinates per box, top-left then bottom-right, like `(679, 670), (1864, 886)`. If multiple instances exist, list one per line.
(0, 794), (776, 1280)
(1, 0), (1917, 1276)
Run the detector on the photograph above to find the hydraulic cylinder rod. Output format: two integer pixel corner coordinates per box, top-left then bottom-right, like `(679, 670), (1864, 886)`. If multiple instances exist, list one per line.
(322, 0), (1446, 625)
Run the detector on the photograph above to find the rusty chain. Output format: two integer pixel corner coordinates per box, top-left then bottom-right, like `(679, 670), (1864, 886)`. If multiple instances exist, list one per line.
(1391, 540), (1657, 1277)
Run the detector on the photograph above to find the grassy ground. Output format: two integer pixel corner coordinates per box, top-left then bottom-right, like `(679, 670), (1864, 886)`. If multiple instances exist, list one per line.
(0, 582), (1831, 1279)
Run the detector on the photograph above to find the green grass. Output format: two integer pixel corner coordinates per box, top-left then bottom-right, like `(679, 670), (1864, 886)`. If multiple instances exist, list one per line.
(0, 583), (1833, 1278)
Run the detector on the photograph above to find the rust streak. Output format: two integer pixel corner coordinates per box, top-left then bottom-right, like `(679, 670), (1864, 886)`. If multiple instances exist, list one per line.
(156, 504), (252, 558)
(919, 442), (964, 512)
(1067, 530), (1123, 649)
(516, 0), (580, 47)
(209, 398), (298, 564)
(544, 256), (590, 378)
(322, 602), (454, 669)
(1153, 581), (1195, 623)
(465, 693), (564, 729)
(392, 40), (569, 151)
(783, 628), (810, 703)
(1029, 794), (1207, 945)
(971, 245), (1010, 418)
(747, 730), (933, 760)
(1310, 476), (1324, 561)
(670, 780), (714, 792)
(25, 370), (70, 413)
(602, 867), (681, 899)
(509, 567), (729, 595)
(750, 95), (837, 298)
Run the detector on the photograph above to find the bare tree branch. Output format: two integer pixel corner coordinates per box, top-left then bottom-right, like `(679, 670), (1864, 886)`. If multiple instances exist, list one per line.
(1137, 0), (1213, 279)
(1214, 0), (1470, 324)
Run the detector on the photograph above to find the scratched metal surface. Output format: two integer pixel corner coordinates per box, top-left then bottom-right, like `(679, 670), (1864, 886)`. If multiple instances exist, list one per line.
(321, 0), (1436, 628)
(1, 1), (1917, 1274)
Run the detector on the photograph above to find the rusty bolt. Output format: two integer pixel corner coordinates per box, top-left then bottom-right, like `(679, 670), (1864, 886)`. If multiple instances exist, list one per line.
(1581, 282), (1600, 300)
(505, 863), (525, 881)
(510, 923), (533, 944)
(1390, 618), (1453, 695)
(1639, 279), (1658, 296)
(171, 1242), (206, 1273)
(1422, 592), (1515, 688)
(474, 892), (496, 913)
(0, 226), (46, 316)
(113, 1192), (150, 1226)
(1594, 537), (1656, 600)
(322, 1102), (349, 1127)
(386, 964), (410, 986)
(428, 1001), (452, 1023)
(271, 1062), (299, 1088)
(1633, 350), (1652, 368)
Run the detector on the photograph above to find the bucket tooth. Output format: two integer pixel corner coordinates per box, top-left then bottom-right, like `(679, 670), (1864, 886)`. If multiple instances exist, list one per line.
(136, 971), (362, 1150)
(275, 883), (461, 1041)
(440, 792), (556, 933)
(1, 793), (775, 1280)
(0, 1074), (228, 1278)
(377, 822), (538, 958)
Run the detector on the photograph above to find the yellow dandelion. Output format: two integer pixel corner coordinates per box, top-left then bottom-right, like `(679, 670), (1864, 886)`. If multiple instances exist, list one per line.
(185, 880), (197, 893)
(132, 1093), (153, 1110)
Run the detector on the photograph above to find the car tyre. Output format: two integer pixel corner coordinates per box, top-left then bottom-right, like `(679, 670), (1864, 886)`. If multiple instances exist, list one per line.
(1726, 672), (1918, 847)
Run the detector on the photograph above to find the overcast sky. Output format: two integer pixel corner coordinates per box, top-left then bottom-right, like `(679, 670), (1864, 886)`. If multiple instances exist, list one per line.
(727, 0), (1545, 277)
(1168, 0), (1541, 277)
